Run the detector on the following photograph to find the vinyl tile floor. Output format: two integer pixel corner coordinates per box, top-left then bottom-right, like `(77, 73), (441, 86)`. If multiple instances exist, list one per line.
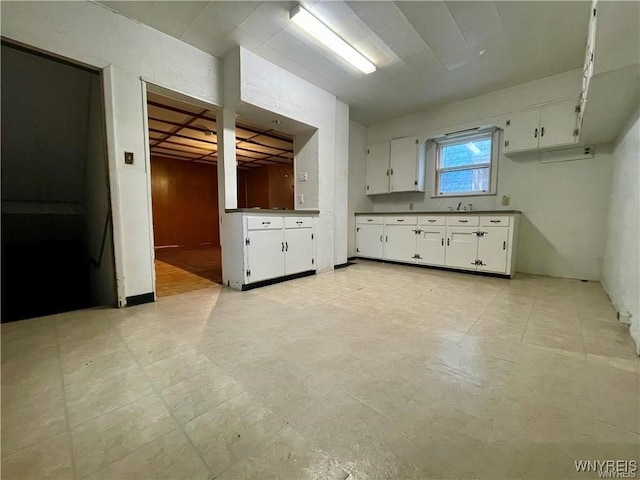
(2, 260), (639, 480)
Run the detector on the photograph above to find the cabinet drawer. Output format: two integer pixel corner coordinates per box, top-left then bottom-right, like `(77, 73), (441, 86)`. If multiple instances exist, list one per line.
(285, 217), (313, 229)
(418, 216), (445, 226)
(356, 216), (383, 225)
(447, 216), (479, 226)
(384, 216), (417, 225)
(247, 216), (284, 230)
(480, 216), (511, 227)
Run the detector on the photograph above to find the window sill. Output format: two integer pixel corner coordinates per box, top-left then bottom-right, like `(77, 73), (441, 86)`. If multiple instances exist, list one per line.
(431, 192), (497, 198)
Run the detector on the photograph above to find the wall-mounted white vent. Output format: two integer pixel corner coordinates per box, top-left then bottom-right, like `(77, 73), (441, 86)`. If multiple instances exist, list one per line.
(540, 146), (595, 164)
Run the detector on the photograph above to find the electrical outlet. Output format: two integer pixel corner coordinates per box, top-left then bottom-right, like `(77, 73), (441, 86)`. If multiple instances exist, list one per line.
(298, 194), (304, 204)
(501, 194), (510, 206)
(409, 203), (414, 210)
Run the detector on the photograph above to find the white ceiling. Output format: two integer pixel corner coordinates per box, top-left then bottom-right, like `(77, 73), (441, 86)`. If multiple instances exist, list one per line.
(98, 1), (593, 125)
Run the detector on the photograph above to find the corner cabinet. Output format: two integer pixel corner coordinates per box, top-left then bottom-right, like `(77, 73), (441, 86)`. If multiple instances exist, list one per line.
(222, 212), (316, 290)
(355, 212), (519, 277)
(503, 99), (580, 155)
(366, 137), (425, 195)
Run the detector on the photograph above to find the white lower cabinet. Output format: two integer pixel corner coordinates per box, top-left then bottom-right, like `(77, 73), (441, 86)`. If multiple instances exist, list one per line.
(246, 229), (285, 282)
(416, 226), (446, 266)
(445, 227), (479, 270)
(477, 227), (509, 273)
(356, 224), (384, 259)
(383, 224), (417, 263)
(356, 216), (384, 259)
(355, 213), (519, 277)
(222, 212), (316, 290)
(445, 226), (510, 274)
(284, 227), (314, 275)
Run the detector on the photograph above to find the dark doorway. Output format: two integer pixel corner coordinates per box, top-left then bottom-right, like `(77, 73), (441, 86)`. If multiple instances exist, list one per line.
(1, 43), (116, 322)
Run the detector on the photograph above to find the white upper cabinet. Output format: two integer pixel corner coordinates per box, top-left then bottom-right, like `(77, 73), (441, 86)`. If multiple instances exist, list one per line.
(365, 142), (390, 195)
(389, 137), (425, 193)
(504, 99), (579, 154)
(366, 137), (425, 195)
(503, 109), (540, 153)
(538, 101), (580, 149)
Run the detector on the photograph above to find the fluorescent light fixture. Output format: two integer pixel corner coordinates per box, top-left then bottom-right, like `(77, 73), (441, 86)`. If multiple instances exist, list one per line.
(289, 5), (376, 74)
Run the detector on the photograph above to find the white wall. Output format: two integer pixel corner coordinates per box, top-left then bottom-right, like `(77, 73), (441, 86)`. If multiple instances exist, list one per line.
(348, 121), (373, 257)
(334, 101), (350, 265)
(359, 68), (614, 280)
(238, 48), (346, 272)
(1, 1), (223, 304)
(602, 108), (640, 353)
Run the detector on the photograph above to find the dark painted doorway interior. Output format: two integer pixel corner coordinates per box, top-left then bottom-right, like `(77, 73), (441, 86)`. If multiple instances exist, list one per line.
(1, 43), (116, 322)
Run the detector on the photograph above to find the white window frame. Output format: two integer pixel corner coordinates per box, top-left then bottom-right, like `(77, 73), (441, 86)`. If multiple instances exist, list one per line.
(433, 128), (499, 197)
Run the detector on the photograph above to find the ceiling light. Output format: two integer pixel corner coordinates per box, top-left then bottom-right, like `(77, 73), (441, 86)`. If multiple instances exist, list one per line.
(289, 5), (376, 75)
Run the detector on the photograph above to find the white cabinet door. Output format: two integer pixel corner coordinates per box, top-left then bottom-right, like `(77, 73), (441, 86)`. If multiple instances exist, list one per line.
(247, 229), (285, 283)
(365, 142), (390, 195)
(356, 224), (384, 259)
(416, 226), (446, 266)
(504, 109), (540, 154)
(539, 100), (578, 149)
(384, 225), (417, 263)
(389, 137), (418, 193)
(445, 227), (478, 270)
(284, 228), (314, 275)
(477, 227), (509, 274)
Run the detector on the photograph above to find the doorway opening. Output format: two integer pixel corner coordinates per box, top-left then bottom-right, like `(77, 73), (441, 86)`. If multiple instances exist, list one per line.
(1, 42), (117, 322)
(146, 92), (222, 297)
(146, 92), (295, 297)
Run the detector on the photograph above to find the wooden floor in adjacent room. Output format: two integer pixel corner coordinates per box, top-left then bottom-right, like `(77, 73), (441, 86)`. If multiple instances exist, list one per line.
(154, 245), (222, 297)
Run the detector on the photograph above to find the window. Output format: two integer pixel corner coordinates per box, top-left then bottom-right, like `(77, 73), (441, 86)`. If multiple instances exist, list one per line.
(434, 131), (497, 196)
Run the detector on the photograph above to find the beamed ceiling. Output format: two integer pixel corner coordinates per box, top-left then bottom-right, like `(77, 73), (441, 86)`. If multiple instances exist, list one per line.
(147, 92), (294, 169)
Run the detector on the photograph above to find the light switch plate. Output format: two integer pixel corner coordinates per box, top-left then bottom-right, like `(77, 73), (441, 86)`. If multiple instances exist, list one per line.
(298, 172), (308, 182)
(124, 152), (134, 164)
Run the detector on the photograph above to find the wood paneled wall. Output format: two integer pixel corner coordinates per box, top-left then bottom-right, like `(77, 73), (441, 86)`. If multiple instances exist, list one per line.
(151, 156), (219, 247)
(237, 164), (294, 210)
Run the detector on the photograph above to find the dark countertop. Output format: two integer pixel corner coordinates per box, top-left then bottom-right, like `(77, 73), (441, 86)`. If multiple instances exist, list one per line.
(226, 209), (320, 215)
(355, 210), (521, 215)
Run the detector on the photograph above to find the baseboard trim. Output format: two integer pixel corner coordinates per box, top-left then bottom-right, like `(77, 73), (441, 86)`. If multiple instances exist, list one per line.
(334, 261), (355, 270)
(126, 292), (155, 307)
(241, 270), (315, 291)
(353, 256), (511, 278)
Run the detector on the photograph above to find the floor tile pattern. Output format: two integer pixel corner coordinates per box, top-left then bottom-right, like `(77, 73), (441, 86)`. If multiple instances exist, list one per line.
(2, 260), (638, 479)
